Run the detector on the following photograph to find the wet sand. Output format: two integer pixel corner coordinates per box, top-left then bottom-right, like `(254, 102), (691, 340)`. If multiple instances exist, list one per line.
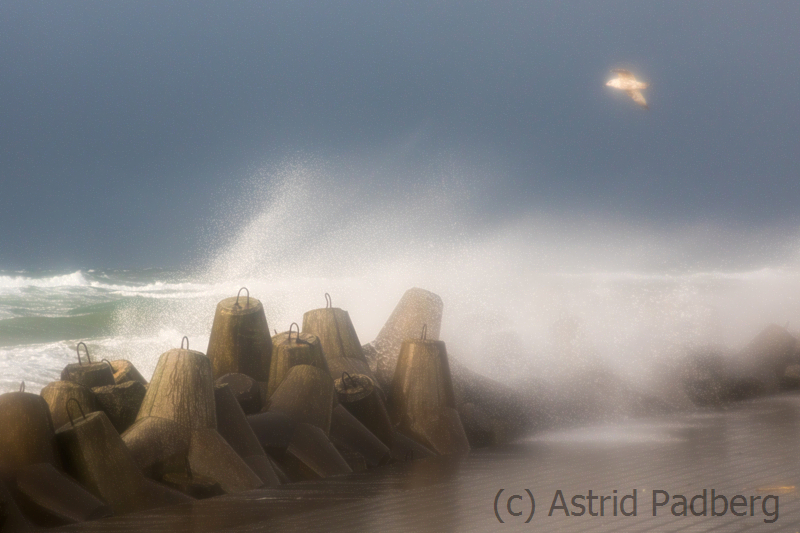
(52, 393), (800, 532)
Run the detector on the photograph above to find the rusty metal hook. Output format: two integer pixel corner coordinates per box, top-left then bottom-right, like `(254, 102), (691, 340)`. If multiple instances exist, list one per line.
(77, 342), (91, 365)
(341, 371), (356, 389)
(181, 336), (189, 350)
(66, 398), (86, 427)
(288, 322), (300, 343)
(325, 293), (332, 309)
(235, 287), (250, 308)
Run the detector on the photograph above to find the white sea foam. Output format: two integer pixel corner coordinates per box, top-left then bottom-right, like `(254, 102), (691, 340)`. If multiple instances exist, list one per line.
(4, 158), (800, 395)
(102, 160), (800, 391)
(0, 271), (90, 292)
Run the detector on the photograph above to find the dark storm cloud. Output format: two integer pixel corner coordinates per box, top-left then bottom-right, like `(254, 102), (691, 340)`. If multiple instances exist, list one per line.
(0, 1), (798, 268)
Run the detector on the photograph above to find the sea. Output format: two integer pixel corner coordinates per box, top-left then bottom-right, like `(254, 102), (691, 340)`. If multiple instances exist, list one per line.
(3, 162), (800, 395)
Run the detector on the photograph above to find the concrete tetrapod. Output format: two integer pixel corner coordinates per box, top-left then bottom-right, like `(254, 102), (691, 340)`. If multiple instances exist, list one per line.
(0, 390), (61, 471)
(390, 338), (470, 455)
(329, 404), (391, 468)
(301, 296), (381, 389)
(40, 381), (98, 432)
(1, 479), (33, 533)
(365, 289), (536, 446)
(334, 444), (368, 473)
(108, 359), (148, 386)
(390, 431), (436, 462)
(91, 380), (147, 434)
(266, 364), (334, 435)
(186, 428), (264, 494)
(246, 412), (298, 458)
(60, 362), (115, 390)
(206, 290), (273, 382)
(214, 384), (280, 487)
(366, 288), (444, 390)
(280, 423), (352, 481)
(215, 373), (262, 415)
(268, 325), (329, 399)
(60, 344), (115, 389)
(12, 463), (111, 527)
(121, 416), (191, 478)
(448, 358), (535, 445)
(128, 340), (269, 493)
(55, 410), (193, 515)
(135, 342), (217, 431)
(162, 467), (223, 500)
(334, 373), (395, 448)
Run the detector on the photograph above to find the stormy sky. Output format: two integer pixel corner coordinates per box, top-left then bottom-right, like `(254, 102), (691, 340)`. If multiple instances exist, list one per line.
(1, 1), (798, 269)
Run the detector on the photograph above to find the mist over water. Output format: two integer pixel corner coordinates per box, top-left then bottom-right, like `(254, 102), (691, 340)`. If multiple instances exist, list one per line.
(110, 158), (800, 388)
(3, 157), (800, 397)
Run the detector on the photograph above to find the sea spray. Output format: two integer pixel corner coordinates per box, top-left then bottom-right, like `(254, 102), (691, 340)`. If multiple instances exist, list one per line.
(4, 159), (800, 396)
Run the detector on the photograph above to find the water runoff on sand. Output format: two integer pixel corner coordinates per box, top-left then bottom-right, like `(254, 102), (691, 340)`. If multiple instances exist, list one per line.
(3, 160), (800, 397)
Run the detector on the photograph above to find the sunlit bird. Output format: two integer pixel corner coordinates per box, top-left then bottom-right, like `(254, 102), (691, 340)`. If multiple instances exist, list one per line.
(606, 69), (648, 109)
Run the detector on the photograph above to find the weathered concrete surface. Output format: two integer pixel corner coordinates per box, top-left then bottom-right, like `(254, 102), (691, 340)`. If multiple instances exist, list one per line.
(390, 339), (469, 455)
(329, 404), (391, 468)
(0, 392), (61, 471)
(55, 411), (192, 515)
(121, 417), (191, 478)
(0, 479), (33, 533)
(186, 428), (264, 494)
(40, 381), (98, 433)
(389, 430), (436, 461)
(215, 373), (261, 415)
(302, 305), (379, 389)
(161, 471), (223, 500)
(108, 360), (148, 386)
(60, 362), (115, 390)
(214, 384), (279, 487)
(12, 463), (111, 526)
(364, 288), (537, 446)
(246, 412), (297, 458)
(279, 423), (352, 481)
(268, 330), (328, 399)
(241, 455), (280, 488)
(333, 373), (395, 448)
(206, 296), (272, 382)
(365, 287), (443, 390)
(92, 380), (147, 434)
(136, 348), (216, 431)
(265, 365), (334, 435)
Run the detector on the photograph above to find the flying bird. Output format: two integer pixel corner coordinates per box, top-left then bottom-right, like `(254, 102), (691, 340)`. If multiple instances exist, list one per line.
(606, 69), (648, 109)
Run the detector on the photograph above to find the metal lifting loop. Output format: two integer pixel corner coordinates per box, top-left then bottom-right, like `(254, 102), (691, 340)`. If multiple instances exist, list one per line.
(341, 371), (355, 389)
(77, 342), (91, 365)
(325, 293), (332, 309)
(66, 398), (86, 427)
(181, 336), (190, 350)
(19, 381), (25, 393)
(288, 322), (300, 343)
(421, 324), (427, 340)
(235, 287), (250, 308)
(101, 359), (114, 373)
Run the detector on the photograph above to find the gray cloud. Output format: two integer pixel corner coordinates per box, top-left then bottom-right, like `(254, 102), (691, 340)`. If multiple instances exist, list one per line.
(1, 1), (798, 268)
